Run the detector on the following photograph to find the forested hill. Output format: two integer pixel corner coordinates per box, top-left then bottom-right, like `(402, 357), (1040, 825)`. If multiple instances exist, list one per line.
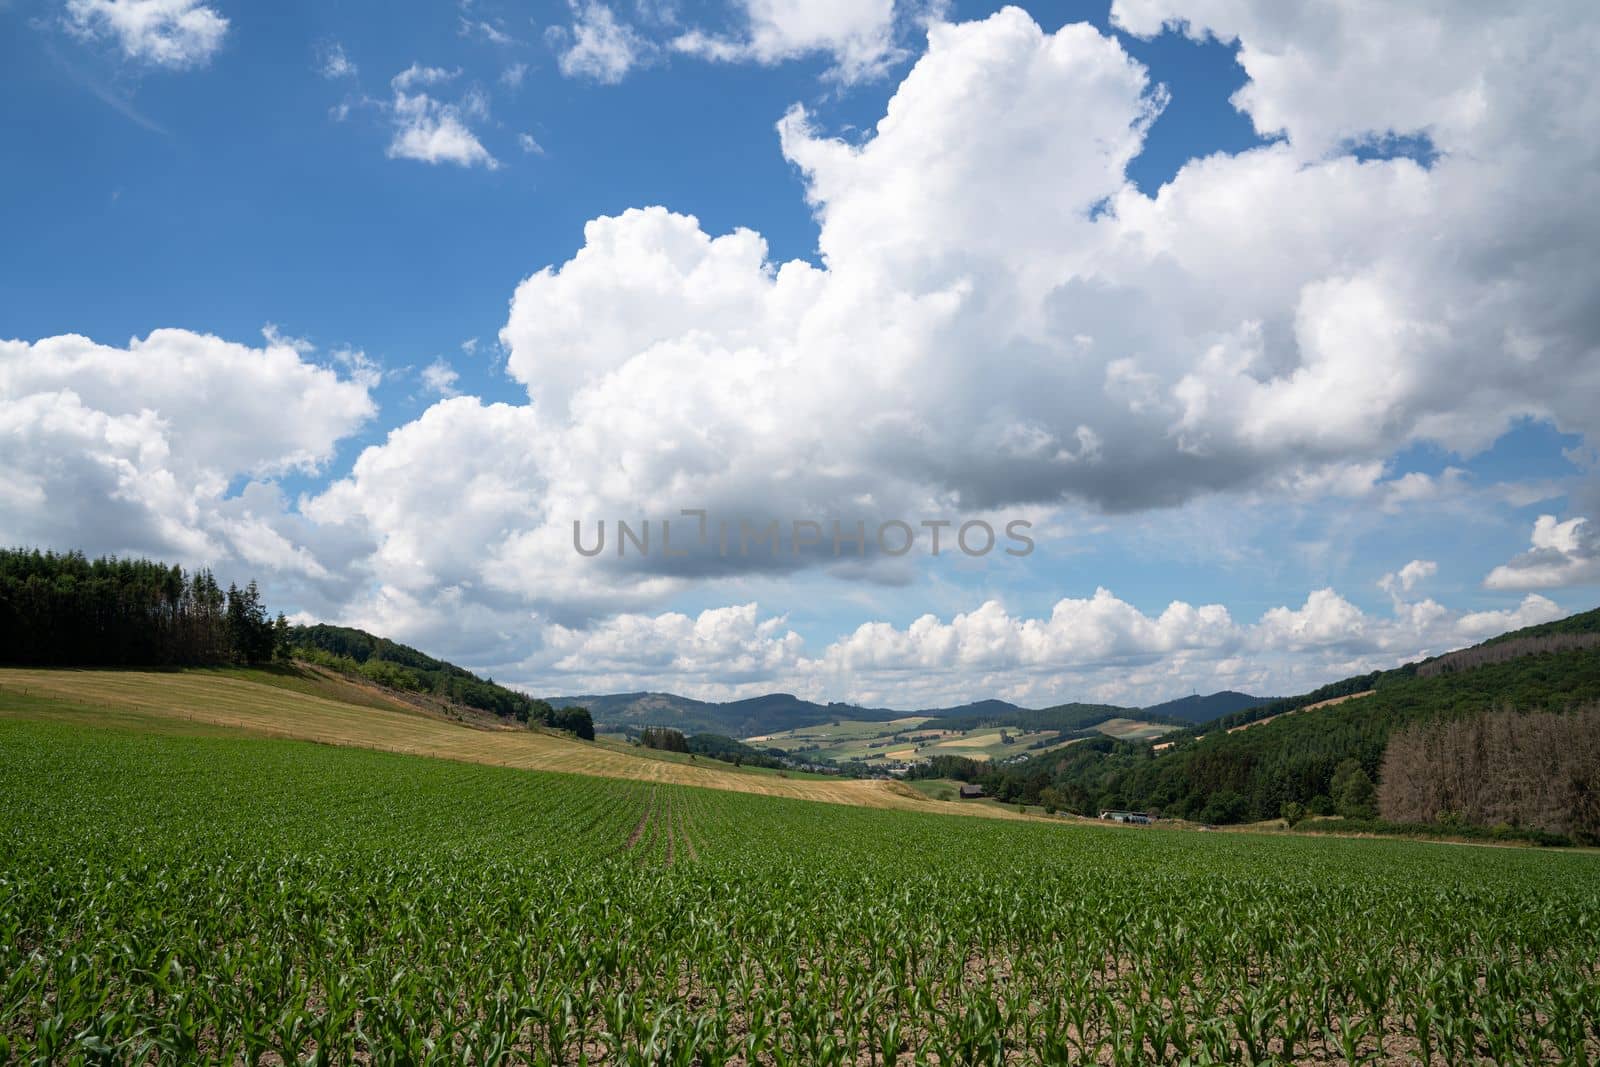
(287, 624), (591, 737)
(554, 692), (1152, 738)
(953, 605), (1600, 832)
(549, 692), (901, 736)
(290, 624), (517, 709)
(1141, 691), (1276, 724)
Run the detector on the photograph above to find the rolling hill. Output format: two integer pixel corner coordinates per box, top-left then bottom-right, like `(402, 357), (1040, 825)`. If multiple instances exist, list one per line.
(0, 665), (1027, 818)
(288, 623), (544, 722)
(550, 691), (901, 736)
(554, 690), (1263, 738)
(1140, 690), (1276, 724)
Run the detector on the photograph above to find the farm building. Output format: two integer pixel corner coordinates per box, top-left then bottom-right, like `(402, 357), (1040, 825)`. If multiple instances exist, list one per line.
(959, 784), (985, 799)
(1099, 810), (1154, 825)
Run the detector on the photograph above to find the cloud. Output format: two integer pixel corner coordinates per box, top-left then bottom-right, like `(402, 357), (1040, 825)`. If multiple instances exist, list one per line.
(421, 357), (460, 396)
(672, 0), (904, 84)
(500, 62), (528, 89)
(329, 346), (383, 390)
(1379, 558), (1437, 596)
(392, 63), (455, 91)
(1456, 594), (1565, 639)
(282, 3), (1600, 645)
(260, 322), (314, 354)
(459, 17), (518, 46)
(305, 395), (685, 629)
(541, 603), (805, 682)
(317, 41), (357, 79)
(511, 583), (1564, 706)
(1485, 515), (1600, 590)
(387, 64), (499, 169)
(549, 0), (649, 83)
(0, 329), (374, 574)
(64, 0), (228, 69)
(25, 5), (1600, 702)
(824, 591), (1241, 672)
(518, 132), (543, 154)
(1108, 0), (1520, 160)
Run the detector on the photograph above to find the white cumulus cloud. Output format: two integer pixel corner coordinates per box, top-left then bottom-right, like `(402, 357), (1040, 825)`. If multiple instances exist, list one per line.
(65, 0), (228, 69)
(1379, 559), (1437, 597)
(509, 582), (1565, 706)
(387, 64), (499, 169)
(0, 329), (374, 578)
(420, 358), (460, 397)
(550, 1), (650, 84)
(1485, 515), (1600, 590)
(288, 4), (1600, 660)
(673, 0), (904, 84)
(23, 4), (1600, 702)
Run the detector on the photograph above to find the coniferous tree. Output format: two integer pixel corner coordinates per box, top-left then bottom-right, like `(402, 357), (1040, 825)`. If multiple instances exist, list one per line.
(0, 548), (287, 667)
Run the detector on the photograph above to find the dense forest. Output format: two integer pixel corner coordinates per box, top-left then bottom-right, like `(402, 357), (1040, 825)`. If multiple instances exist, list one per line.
(0, 548), (285, 667)
(289, 624), (594, 739)
(926, 610), (1600, 835)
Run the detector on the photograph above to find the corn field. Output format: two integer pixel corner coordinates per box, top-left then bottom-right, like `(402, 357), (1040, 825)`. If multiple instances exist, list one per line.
(3, 720), (1599, 1064)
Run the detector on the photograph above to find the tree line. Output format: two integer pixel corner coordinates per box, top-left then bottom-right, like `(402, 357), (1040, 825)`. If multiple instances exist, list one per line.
(0, 548), (285, 667)
(638, 726), (690, 752)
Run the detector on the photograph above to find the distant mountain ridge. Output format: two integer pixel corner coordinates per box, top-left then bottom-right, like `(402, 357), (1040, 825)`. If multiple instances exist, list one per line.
(550, 692), (899, 737)
(552, 688), (1267, 738)
(1141, 690), (1278, 724)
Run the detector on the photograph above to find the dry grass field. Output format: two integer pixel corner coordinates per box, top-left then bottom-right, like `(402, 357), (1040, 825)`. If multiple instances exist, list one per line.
(0, 667), (1030, 818)
(1094, 716), (1176, 741)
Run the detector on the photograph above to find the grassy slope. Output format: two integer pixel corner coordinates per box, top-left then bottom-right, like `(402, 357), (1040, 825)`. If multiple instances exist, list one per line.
(0, 667), (1027, 819)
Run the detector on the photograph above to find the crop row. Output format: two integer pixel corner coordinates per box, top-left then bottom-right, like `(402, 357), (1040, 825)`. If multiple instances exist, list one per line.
(2, 720), (1599, 1063)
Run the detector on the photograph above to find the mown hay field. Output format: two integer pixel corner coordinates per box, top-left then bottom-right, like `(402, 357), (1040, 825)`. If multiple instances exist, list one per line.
(0, 668), (1016, 815)
(3, 716), (1599, 1063)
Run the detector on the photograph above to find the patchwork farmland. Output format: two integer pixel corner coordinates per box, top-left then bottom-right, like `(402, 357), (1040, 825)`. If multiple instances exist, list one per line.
(747, 715), (1177, 768)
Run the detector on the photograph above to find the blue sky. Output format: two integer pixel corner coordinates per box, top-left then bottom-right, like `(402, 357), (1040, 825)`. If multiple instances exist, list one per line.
(6, 1), (1261, 370)
(4, 0), (1598, 708)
